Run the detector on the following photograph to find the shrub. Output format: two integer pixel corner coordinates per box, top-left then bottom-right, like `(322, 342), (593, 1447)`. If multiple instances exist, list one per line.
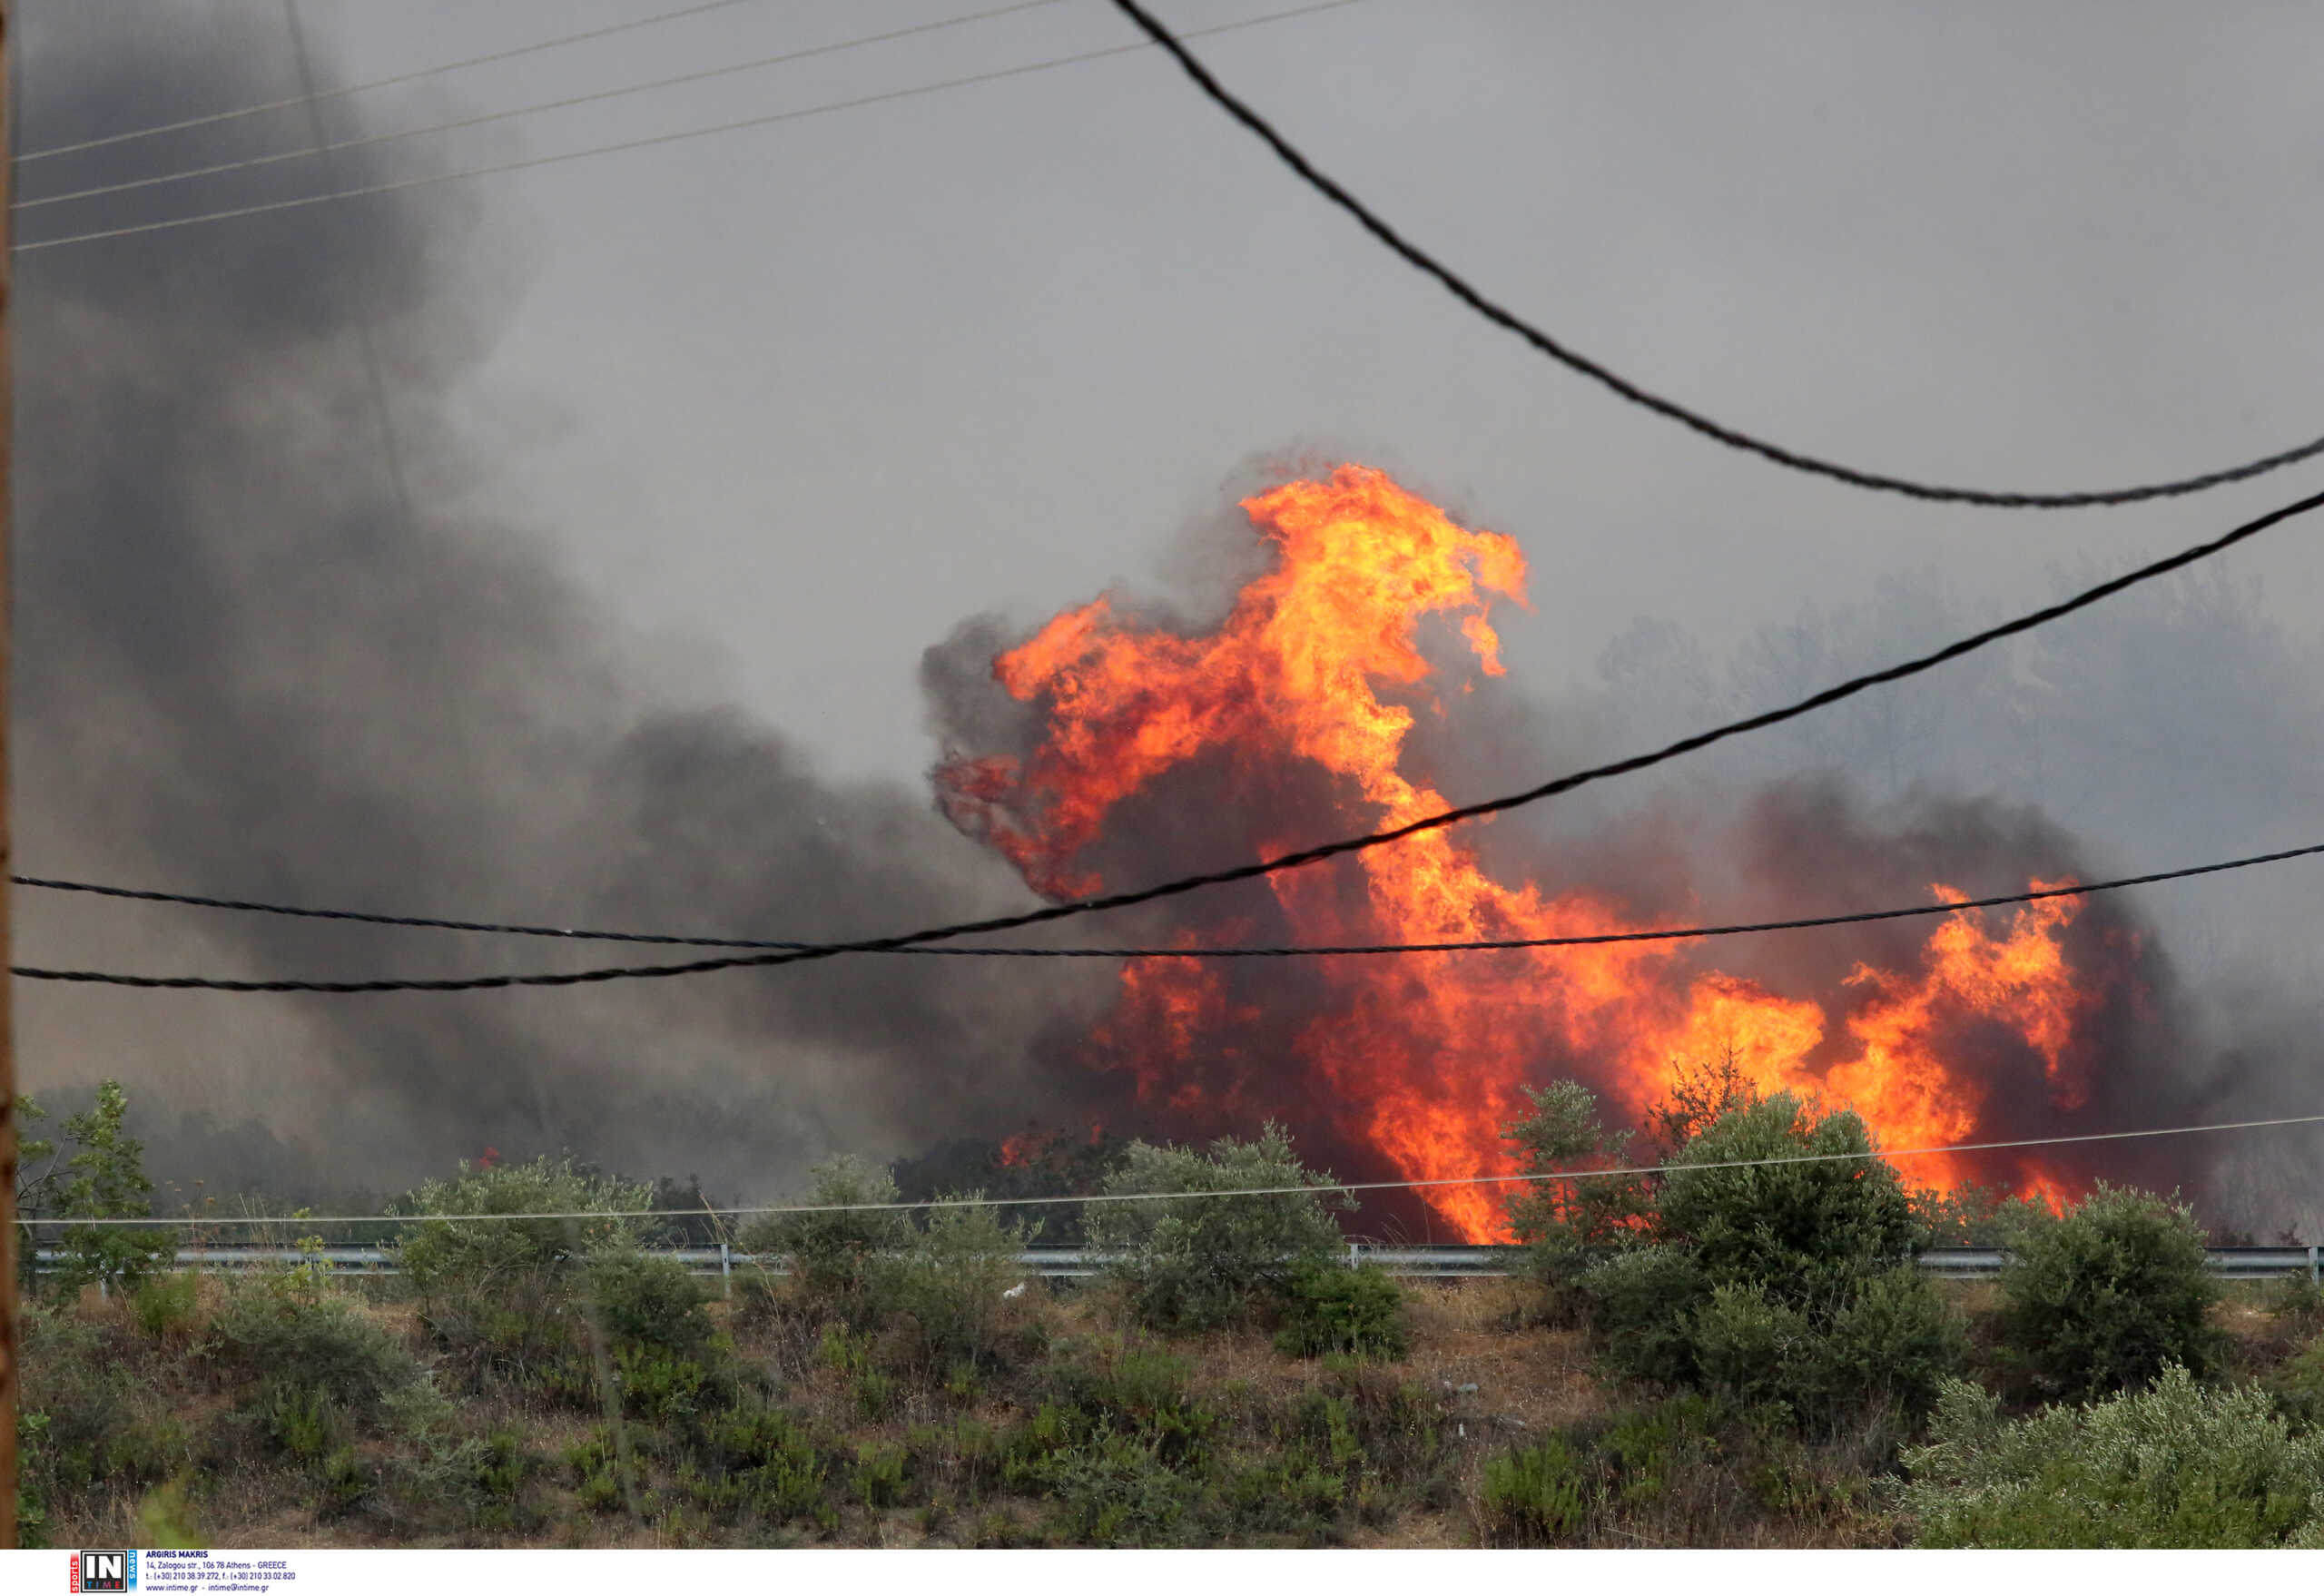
(1994, 1183), (2219, 1400)
(710, 1406), (830, 1525)
(40, 1081), (177, 1296)
(1900, 1367), (2324, 1547)
(1641, 1049), (1758, 1157)
(1818, 1266), (1966, 1421)
(1596, 1394), (1714, 1507)
(738, 1155), (913, 1313)
(1684, 1268), (1964, 1426)
(1084, 1124), (1351, 1334)
(393, 1156), (651, 1381)
(1580, 1245), (1709, 1385)
(1688, 1283), (1823, 1417)
(615, 1345), (713, 1424)
(2267, 1335), (2324, 1429)
(1046, 1342), (1215, 1463)
(851, 1440), (910, 1509)
(1478, 1436), (1586, 1545)
(587, 1250), (712, 1358)
(1275, 1262), (1410, 1360)
(1502, 1079), (1653, 1263)
(1655, 1092), (1916, 1303)
(209, 1270), (418, 1419)
(132, 1273), (204, 1341)
(1911, 1182), (2048, 1248)
(2262, 1273), (2324, 1335)
(17, 1306), (136, 1510)
(875, 1197), (1040, 1372)
(1575, 1091), (1965, 1418)
(1044, 1433), (1194, 1547)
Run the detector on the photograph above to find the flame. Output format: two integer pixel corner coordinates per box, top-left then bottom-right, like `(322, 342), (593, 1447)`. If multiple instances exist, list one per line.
(940, 465), (2112, 1239)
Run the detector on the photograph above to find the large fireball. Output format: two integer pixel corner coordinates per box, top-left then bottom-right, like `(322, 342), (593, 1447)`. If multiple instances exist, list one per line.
(940, 466), (2135, 1239)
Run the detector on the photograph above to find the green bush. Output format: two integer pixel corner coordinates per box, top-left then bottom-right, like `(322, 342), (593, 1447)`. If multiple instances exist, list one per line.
(1817, 1266), (1966, 1420)
(2263, 1274), (2324, 1333)
(132, 1273), (204, 1341)
(1900, 1367), (2324, 1547)
(1568, 1089), (1965, 1420)
(587, 1250), (713, 1357)
(851, 1440), (910, 1509)
(1046, 1342), (1216, 1463)
(1085, 1124), (1351, 1334)
(1501, 1079), (1653, 1265)
(393, 1156), (653, 1382)
(1044, 1433), (1195, 1547)
(1478, 1436), (1586, 1544)
(1911, 1183), (2049, 1248)
(17, 1306), (137, 1509)
(877, 1197), (1040, 1372)
(209, 1273), (417, 1418)
(1580, 1245), (1709, 1385)
(1994, 1183), (2220, 1400)
(1683, 1267), (1963, 1426)
(739, 1155), (914, 1312)
(1596, 1394), (1714, 1507)
(1655, 1092), (1916, 1303)
(35, 1081), (177, 1296)
(615, 1345), (712, 1424)
(2268, 1335), (2324, 1429)
(1688, 1282), (1822, 1416)
(1275, 1262), (1410, 1360)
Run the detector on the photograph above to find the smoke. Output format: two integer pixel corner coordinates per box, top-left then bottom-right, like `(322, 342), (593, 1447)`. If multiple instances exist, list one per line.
(15, 4), (1110, 1201)
(1580, 563), (2324, 1236)
(21, 10), (2320, 1236)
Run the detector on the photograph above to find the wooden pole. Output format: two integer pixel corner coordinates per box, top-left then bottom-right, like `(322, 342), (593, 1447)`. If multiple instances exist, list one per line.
(0, 0), (18, 1552)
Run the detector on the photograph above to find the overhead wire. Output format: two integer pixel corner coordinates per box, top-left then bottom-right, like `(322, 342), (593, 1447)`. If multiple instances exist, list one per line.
(17, 840), (2324, 963)
(16, 485), (2324, 992)
(20, 0), (790, 163)
(17, 1110), (2324, 1224)
(15, 0), (1081, 214)
(13, 0), (1365, 254)
(1107, 0), (2324, 508)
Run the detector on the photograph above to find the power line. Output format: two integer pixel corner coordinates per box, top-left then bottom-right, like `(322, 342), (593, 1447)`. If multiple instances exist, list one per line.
(17, 839), (2324, 965)
(15, 483), (2324, 992)
(18, 1109), (2324, 1224)
(14, 0), (1363, 254)
(18, 0), (788, 163)
(1107, 0), (2324, 509)
(15, 0), (1079, 214)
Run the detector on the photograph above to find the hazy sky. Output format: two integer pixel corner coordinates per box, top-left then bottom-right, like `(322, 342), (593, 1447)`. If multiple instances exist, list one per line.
(19, 1), (2324, 1212)
(34, 0), (2314, 784)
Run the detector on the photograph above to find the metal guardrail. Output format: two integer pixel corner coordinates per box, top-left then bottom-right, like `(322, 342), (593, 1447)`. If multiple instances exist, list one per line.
(32, 1241), (2324, 1285)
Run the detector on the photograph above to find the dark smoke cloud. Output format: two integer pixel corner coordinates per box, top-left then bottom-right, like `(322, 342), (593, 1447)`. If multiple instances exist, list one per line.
(1555, 565), (2324, 1236)
(15, 4), (1109, 1201)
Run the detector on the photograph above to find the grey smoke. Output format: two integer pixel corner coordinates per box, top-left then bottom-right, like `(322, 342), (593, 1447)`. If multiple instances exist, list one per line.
(18, 6), (2323, 1236)
(15, 5), (1109, 1201)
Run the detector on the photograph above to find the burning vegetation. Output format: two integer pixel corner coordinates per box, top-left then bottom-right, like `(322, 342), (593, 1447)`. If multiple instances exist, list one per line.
(936, 465), (2180, 1240)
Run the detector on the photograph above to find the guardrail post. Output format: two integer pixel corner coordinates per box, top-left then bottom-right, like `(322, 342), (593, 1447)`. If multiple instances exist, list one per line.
(720, 1242), (732, 1298)
(1349, 1241), (1359, 1270)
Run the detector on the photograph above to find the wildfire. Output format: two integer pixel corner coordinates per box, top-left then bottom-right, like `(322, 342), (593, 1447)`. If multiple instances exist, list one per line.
(940, 466), (2115, 1240)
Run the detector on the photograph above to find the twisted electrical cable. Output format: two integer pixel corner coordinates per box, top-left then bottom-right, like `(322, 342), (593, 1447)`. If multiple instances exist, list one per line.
(1108, 0), (2324, 507)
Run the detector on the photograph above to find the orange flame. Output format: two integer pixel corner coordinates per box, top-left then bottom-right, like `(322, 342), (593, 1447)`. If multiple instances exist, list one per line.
(941, 466), (2106, 1239)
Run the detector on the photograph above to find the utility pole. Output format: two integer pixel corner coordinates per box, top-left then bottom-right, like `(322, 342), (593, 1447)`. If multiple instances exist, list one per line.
(0, 0), (18, 1552)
